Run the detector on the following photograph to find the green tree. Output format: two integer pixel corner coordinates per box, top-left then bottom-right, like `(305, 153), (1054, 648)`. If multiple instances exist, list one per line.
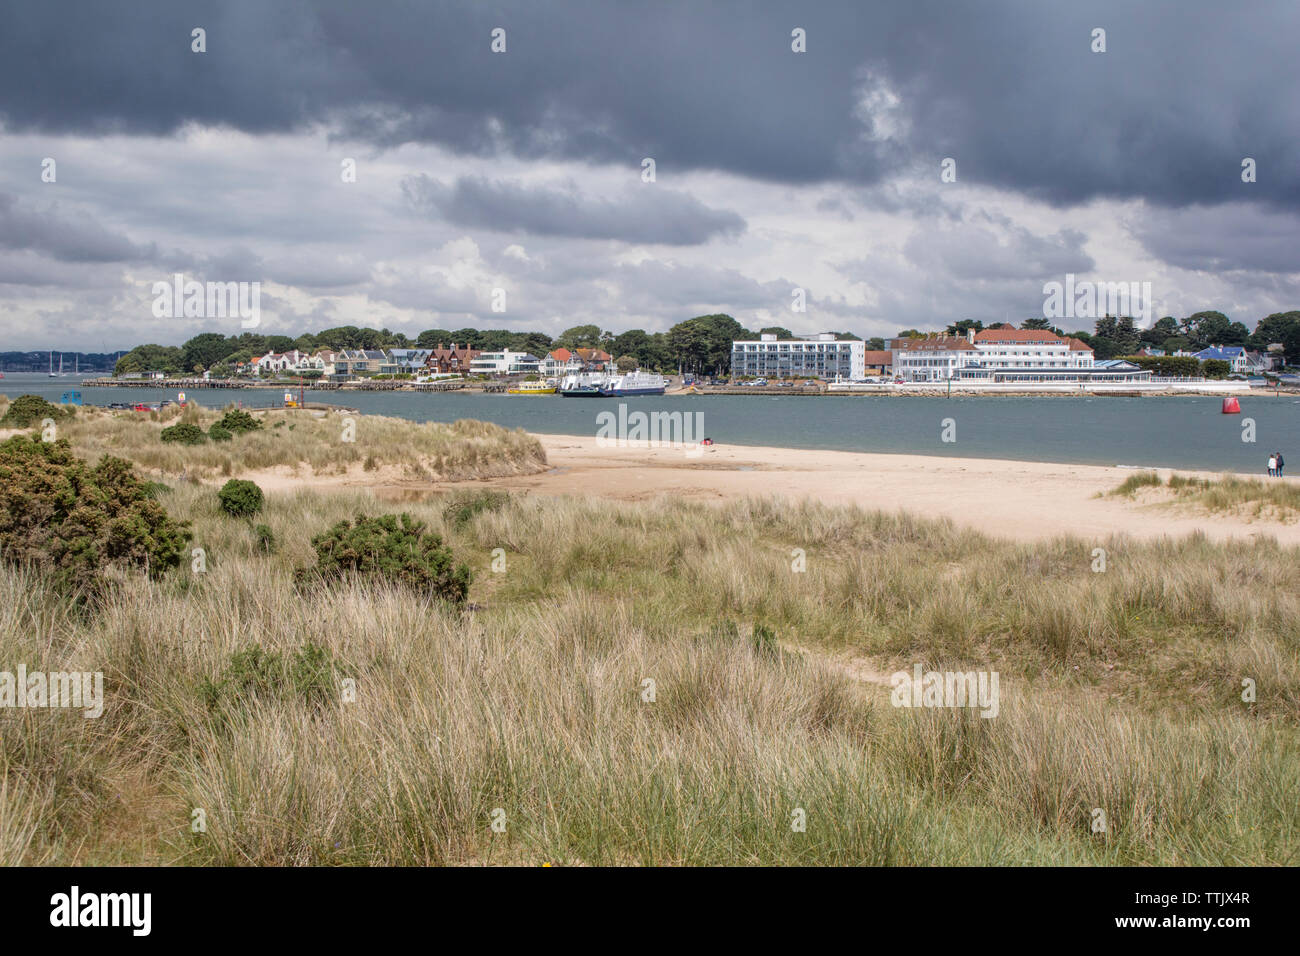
(555, 325), (604, 349)
(181, 332), (234, 370)
(945, 319), (985, 336)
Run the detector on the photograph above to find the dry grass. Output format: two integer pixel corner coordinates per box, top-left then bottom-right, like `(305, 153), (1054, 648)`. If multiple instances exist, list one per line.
(2, 472), (1297, 865)
(19, 401), (547, 482)
(1110, 470), (1300, 521)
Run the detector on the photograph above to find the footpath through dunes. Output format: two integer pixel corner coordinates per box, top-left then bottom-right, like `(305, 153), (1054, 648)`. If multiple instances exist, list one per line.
(454, 434), (1300, 547)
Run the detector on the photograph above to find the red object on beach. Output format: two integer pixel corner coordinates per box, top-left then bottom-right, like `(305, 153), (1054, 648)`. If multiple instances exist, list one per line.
(1222, 397), (1241, 414)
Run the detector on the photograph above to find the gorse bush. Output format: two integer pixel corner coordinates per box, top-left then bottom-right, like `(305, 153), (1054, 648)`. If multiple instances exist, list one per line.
(295, 512), (471, 603)
(0, 394), (72, 429)
(442, 489), (511, 528)
(217, 479), (264, 517)
(214, 408), (262, 434)
(252, 523), (276, 553)
(207, 425), (232, 442)
(200, 643), (343, 713)
(0, 436), (191, 597)
(160, 423), (206, 445)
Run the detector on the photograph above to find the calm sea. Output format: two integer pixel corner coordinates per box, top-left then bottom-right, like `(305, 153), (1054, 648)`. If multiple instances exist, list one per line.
(5, 373), (1298, 473)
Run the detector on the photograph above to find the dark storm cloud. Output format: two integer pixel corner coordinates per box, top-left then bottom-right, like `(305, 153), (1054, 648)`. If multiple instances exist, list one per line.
(401, 175), (745, 244)
(4, 1), (1298, 210)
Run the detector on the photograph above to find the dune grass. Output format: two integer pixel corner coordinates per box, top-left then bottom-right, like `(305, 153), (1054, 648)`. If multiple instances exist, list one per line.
(1110, 470), (1300, 520)
(4, 400), (547, 482)
(2, 475), (1296, 865)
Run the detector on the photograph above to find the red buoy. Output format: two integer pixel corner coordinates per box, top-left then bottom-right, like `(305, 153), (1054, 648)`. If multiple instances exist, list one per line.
(1222, 396), (1241, 414)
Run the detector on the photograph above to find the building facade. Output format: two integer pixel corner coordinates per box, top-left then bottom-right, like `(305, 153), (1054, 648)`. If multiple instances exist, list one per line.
(730, 333), (866, 380)
(891, 326), (1152, 384)
(469, 349), (542, 375)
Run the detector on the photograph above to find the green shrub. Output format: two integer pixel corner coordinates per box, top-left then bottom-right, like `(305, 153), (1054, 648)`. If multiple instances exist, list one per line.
(217, 479), (264, 517)
(751, 622), (779, 658)
(1202, 359), (1231, 380)
(208, 424), (232, 442)
(200, 642), (343, 712)
(160, 422), (206, 445)
(442, 489), (511, 528)
(252, 523), (276, 553)
(213, 408), (262, 434)
(0, 436), (191, 598)
(0, 394), (71, 428)
(295, 512), (471, 603)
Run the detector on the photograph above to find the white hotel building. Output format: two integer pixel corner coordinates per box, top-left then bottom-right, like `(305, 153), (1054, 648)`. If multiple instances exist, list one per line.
(892, 327), (1151, 384)
(731, 333), (866, 380)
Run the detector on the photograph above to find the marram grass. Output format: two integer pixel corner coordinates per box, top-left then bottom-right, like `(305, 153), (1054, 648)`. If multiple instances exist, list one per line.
(1, 478), (1296, 865)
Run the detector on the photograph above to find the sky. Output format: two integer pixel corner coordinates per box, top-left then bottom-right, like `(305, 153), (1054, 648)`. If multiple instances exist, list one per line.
(1, 0), (1298, 351)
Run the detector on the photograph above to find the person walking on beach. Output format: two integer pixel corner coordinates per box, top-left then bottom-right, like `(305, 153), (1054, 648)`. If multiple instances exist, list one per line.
(1268, 454), (1276, 477)
(1276, 451), (1285, 478)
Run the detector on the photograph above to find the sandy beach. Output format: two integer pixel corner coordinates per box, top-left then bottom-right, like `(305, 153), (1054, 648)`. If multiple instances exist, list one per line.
(434, 433), (1300, 546)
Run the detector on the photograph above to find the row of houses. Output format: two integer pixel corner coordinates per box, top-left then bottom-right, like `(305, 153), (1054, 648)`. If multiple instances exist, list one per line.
(731, 328), (1287, 383)
(243, 344), (615, 379)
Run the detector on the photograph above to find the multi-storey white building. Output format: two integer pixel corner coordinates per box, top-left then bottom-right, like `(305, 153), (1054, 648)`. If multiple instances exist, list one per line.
(892, 326), (1151, 384)
(731, 333), (865, 380)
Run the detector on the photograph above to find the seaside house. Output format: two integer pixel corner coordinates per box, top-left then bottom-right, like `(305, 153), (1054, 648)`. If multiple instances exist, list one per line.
(254, 350), (311, 374)
(423, 343), (480, 375)
(1192, 345), (1260, 374)
(334, 349), (387, 376)
(572, 347), (614, 372)
(308, 349), (337, 375)
(542, 347), (579, 377)
(381, 348), (433, 375)
(469, 349), (542, 375)
(731, 332), (866, 380)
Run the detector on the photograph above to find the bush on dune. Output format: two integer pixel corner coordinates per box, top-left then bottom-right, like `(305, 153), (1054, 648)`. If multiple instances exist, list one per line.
(217, 479), (264, 517)
(214, 408), (262, 434)
(0, 394), (73, 429)
(295, 512), (471, 604)
(0, 436), (191, 598)
(160, 423), (206, 445)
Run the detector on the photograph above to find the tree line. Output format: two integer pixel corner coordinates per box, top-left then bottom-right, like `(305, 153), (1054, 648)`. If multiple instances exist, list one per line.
(111, 309), (1300, 377)
(112, 315), (862, 377)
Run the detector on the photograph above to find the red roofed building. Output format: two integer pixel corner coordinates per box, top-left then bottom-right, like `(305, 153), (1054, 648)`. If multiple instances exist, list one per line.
(889, 325), (1151, 384)
(423, 343), (480, 374)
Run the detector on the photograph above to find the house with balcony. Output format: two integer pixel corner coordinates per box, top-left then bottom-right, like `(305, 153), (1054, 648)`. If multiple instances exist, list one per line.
(469, 349), (542, 375)
(334, 349), (387, 376)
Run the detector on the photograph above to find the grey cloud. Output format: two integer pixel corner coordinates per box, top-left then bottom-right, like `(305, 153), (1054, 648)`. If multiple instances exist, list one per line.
(2, 1), (1297, 211)
(1132, 204), (1300, 274)
(0, 193), (154, 263)
(401, 175), (745, 245)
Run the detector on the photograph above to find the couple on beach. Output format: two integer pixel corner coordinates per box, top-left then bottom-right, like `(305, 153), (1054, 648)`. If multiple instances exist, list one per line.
(1267, 452), (1286, 477)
